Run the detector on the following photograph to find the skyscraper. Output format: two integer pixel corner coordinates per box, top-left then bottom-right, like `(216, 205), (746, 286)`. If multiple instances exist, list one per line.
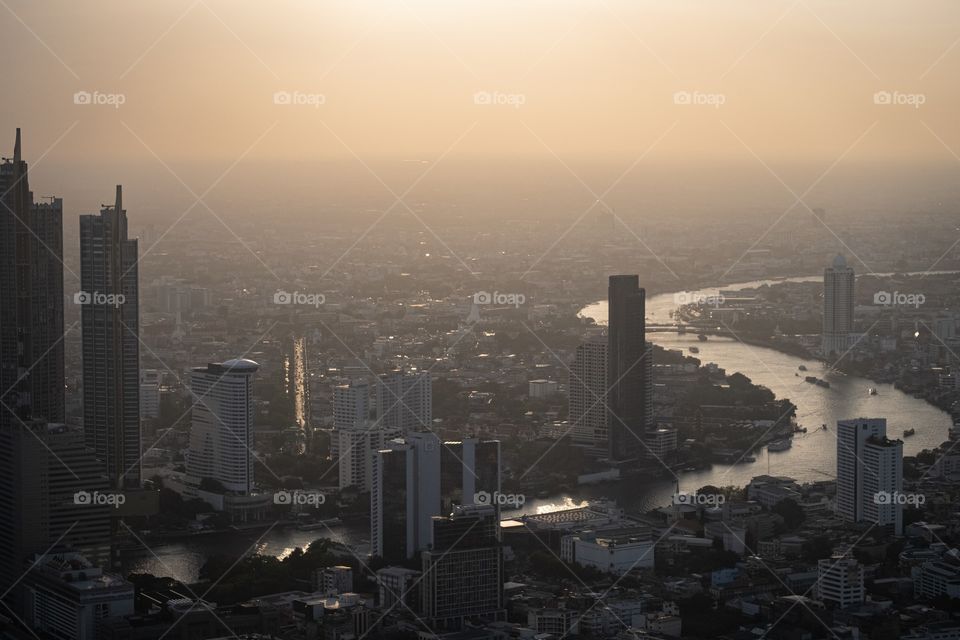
(0, 422), (112, 599)
(376, 369), (432, 433)
(331, 379), (370, 462)
(80, 186), (141, 488)
(0, 129), (64, 428)
(568, 334), (608, 448)
(822, 254), (855, 357)
(371, 434), (500, 563)
(338, 421), (401, 491)
(607, 275), (651, 461)
(185, 359), (260, 495)
(333, 379), (370, 430)
(836, 418), (903, 535)
(419, 504), (504, 630)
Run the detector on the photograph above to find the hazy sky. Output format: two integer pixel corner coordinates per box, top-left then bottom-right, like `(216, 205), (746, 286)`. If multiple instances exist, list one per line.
(2, 1), (960, 222)
(2, 0), (958, 162)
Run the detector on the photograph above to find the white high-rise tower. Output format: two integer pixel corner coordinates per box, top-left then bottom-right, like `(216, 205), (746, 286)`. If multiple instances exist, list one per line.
(186, 359), (259, 495)
(822, 254), (855, 357)
(836, 418), (903, 535)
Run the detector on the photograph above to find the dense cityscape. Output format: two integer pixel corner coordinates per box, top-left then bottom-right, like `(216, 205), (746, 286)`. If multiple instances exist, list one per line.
(4, 2), (960, 640)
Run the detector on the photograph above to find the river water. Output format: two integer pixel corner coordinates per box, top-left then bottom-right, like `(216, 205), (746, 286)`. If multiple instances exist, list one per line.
(124, 275), (953, 583)
(577, 275), (953, 509)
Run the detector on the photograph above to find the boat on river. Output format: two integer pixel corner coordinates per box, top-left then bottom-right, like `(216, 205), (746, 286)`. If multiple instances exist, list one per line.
(767, 439), (792, 452)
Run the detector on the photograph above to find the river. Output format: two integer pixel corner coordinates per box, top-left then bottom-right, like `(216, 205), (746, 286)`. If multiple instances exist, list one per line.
(577, 274), (953, 509)
(124, 274), (953, 583)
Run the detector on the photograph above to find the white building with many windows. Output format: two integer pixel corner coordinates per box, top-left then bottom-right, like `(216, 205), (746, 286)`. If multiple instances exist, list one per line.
(835, 418), (903, 535)
(816, 555), (864, 608)
(822, 254), (855, 357)
(185, 359), (259, 495)
(23, 552), (134, 640)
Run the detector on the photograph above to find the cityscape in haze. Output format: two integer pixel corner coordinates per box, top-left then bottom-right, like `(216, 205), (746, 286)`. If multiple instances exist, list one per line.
(5, 2), (960, 639)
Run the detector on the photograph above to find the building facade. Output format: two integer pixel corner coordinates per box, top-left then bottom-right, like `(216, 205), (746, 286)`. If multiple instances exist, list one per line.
(607, 275), (652, 461)
(822, 254), (855, 357)
(375, 370), (431, 433)
(185, 359), (260, 495)
(836, 418), (903, 535)
(79, 186), (141, 488)
(0, 129), (65, 429)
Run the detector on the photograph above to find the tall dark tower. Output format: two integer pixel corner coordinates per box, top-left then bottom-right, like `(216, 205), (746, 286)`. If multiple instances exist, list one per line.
(0, 129), (65, 428)
(607, 275), (650, 461)
(80, 186), (141, 488)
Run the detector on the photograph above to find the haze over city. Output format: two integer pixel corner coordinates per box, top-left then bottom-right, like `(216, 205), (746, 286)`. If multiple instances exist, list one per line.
(3, 2), (960, 640)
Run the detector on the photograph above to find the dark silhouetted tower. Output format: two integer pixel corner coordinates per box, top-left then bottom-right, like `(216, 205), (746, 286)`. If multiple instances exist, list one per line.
(607, 275), (651, 461)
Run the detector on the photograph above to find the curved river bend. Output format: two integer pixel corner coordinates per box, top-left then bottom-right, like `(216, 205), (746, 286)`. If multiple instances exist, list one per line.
(125, 275), (952, 582)
(578, 275), (951, 506)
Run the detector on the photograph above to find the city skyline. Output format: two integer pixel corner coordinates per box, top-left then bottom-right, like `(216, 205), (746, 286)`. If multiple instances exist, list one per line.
(2, 2), (960, 638)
